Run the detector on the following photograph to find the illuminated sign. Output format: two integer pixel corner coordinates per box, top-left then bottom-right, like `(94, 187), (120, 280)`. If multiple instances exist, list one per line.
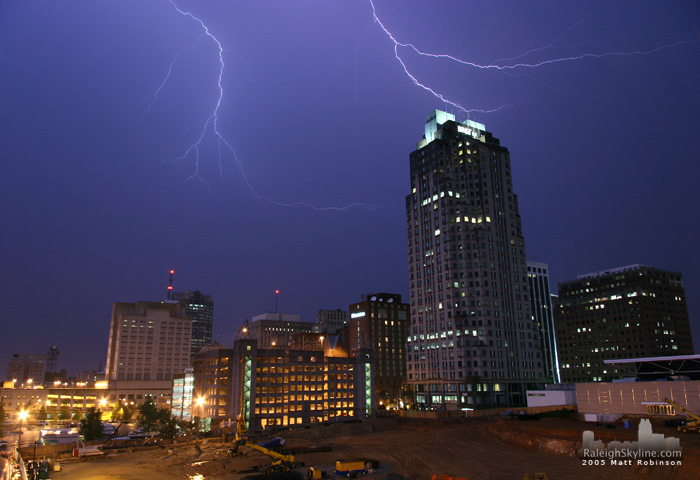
(351, 312), (366, 319)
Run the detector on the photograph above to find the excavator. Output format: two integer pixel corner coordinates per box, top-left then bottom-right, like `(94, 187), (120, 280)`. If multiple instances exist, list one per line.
(663, 397), (700, 433)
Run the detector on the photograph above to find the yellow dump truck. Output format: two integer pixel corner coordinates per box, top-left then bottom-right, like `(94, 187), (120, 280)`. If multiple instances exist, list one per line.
(336, 460), (367, 476)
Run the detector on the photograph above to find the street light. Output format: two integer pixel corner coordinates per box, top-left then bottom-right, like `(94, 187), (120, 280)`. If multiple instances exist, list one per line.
(18, 409), (28, 448)
(196, 397), (205, 434)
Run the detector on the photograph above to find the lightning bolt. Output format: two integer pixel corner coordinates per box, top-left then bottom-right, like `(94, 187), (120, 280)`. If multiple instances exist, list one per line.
(368, 0), (698, 117)
(142, 0), (379, 210)
(149, 1), (695, 203)
(0, 52), (35, 73)
(138, 35), (206, 123)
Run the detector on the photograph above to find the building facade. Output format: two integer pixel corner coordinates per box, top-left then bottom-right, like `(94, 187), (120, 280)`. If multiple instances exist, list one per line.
(348, 293), (408, 407)
(315, 309), (349, 335)
(555, 264), (694, 383)
(405, 110), (546, 408)
(527, 261), (560, 383)
(247, 313), (315, 348)
(5, 354), (47, 385)
(230, 338), (374, 434)
(192, 346), (233, 422)
(172, 368), (195, 422)
(171, 290), (214, 357)
(105, 301), (192, 383)
(0, 383), (171, 422)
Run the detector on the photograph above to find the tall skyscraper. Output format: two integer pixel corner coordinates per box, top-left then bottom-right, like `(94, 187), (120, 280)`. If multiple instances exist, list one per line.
(171, 290), (214, 356)
(405, 110), (545, 408)
(555, 264), (694, 383)
(527, 261), (560, 383)
(105, 301), (192, 383)
(348, 293), (409, 407)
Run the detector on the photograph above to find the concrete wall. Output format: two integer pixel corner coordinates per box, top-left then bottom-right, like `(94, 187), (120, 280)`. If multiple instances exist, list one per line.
(397, 404), (575, 420)
(526, 389), (577, 408)
(576, 380), (700, 415)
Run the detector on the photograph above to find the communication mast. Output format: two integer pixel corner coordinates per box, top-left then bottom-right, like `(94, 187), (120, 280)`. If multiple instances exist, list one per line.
(167, 269), (175, 299)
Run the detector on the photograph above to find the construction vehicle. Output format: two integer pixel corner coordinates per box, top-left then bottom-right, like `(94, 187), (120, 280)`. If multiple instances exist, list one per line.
(249, 441), (303, 474)
(664, 397), (700, 433)
(234, 410), (301, 472)
(308, 466), (332, 479)
(522, 475), (548, 480)
(336, 460), (369, 477)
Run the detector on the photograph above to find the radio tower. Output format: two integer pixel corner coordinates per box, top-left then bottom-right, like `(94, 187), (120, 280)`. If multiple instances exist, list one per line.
(167, 269), (174, 300)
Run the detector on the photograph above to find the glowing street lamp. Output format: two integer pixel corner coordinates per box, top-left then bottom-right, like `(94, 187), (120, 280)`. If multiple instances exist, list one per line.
(18, 409), (28, 447)
(196, 397), (205, 432)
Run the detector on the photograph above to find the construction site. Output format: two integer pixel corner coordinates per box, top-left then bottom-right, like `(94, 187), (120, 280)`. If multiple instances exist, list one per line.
(43, 412), (700, 480)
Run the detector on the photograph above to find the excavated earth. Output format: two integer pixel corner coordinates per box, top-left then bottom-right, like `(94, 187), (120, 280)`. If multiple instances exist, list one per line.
(55, 416), (700, 480)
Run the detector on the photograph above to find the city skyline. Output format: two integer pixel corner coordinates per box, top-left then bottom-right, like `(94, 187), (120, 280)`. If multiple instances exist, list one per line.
(2, 1), (699, 376)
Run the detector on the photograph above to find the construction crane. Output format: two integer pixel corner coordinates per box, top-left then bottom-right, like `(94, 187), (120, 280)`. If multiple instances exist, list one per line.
(245, 441), (301, 474)
(233, 415), (301, 473)
(663, 397), (700, 433)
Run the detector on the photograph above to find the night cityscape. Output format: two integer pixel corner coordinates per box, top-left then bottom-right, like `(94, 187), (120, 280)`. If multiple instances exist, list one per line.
(1, 1), (699, 479)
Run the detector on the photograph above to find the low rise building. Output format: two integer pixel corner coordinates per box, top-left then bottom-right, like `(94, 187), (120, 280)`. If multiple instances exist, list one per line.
(192, 345), (234, 424)
(247, 313), (315, 348)
(6, 354), (47, 385)
(231, 337), (375, 434)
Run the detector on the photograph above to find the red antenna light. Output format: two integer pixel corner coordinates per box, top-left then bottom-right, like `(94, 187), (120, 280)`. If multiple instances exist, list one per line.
(167, 269), (175, 299)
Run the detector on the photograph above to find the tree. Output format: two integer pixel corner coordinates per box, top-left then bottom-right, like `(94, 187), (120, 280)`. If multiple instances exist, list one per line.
(137, 399), (159, 433)
(111, 401), (135, 424)
(58, 405), (70, 421)
(158, 413), (179, 440)
(80, 407), (104, 441)
(37, 405), (48, 422)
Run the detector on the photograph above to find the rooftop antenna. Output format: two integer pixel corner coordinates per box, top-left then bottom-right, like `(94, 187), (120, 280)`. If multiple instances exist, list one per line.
(236, 319), (250, 340)
(167, 269), (174, 300)
(275, 290), (280, 313)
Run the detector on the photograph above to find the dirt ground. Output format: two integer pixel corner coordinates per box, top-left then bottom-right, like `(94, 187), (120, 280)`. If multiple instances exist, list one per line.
(53, 416), (700, 480)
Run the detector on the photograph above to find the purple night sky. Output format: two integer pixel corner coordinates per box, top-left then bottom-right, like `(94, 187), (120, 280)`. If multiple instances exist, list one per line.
(1, 1), (699, 377)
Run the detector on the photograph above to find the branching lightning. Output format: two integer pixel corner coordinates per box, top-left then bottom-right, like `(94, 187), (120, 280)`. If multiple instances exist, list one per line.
(148, 0), (695, 206)
(142, 0), (379, 210)
(368, 0), (698, 116)
(138, 35), (205, 123)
